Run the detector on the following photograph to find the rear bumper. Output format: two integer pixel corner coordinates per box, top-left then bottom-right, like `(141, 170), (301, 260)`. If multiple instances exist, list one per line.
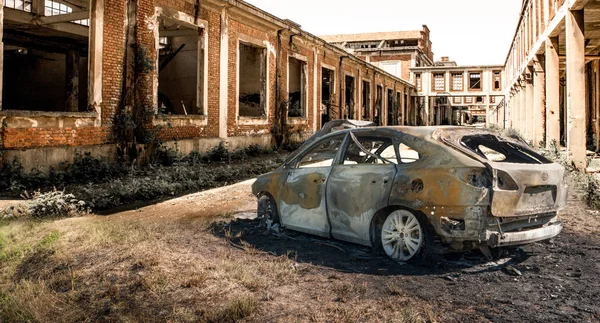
(485, 221), (563, 247)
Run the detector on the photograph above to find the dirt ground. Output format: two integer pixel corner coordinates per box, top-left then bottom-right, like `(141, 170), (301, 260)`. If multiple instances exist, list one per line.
(1, 177), (599, 322)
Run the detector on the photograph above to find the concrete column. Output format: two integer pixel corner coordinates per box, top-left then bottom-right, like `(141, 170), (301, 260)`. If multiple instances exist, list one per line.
(219, 7), (229, 139)
(566, 10), (586, 169)
(88, 0), (104, 123)
(526, 71), (534, 142)
(546, 37), (561, 147)
(520, 83), (527, 135)
(424, 95), (430, 126)
(66, 50), (80, 112)
(533, 56), (546, 146)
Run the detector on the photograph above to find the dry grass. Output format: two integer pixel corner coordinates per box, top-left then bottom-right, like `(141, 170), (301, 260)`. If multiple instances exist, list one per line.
(0, 210), (437, 322)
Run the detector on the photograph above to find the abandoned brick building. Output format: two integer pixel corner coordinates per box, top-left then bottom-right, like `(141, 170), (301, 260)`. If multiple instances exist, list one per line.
(504, 0), (600, 170)
(0, 0), (415, 171)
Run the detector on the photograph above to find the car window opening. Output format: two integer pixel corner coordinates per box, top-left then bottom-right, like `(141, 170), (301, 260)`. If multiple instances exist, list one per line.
(297, 136), (344, 168)
(460, 134), (551, 164)
(345, 132), (395, 165)
(398, 143), (421, 164)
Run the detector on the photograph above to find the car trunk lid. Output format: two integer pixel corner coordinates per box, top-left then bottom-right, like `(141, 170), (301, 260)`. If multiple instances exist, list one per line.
(434, 128), (568, 217)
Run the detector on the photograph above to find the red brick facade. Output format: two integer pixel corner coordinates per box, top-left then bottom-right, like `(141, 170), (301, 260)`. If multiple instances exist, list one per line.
(0, 0), (414, 169)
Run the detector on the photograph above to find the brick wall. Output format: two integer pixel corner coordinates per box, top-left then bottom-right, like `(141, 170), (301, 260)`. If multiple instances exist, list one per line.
(0, 0), (415, 166)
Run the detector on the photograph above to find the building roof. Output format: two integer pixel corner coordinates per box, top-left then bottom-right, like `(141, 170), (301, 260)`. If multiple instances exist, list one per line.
(319, 30), (423, 43)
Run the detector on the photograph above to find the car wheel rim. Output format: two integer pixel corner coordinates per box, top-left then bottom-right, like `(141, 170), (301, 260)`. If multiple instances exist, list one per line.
(258, 198), (275, 228)
(381, 210), (423, 261)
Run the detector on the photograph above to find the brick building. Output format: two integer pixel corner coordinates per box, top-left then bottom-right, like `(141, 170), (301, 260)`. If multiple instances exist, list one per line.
(0, 0), (414, 171)
(320, 26), (434, 82)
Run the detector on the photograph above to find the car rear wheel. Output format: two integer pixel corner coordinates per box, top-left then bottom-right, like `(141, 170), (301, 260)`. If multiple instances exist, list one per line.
(380, 210), (428, 262)
(257, 195), (280, 229)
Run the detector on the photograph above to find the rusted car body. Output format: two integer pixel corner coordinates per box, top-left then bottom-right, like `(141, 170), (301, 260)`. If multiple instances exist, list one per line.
(252, 122), (567, 261)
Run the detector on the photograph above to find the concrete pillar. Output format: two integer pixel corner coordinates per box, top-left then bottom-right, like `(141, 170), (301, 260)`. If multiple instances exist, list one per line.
(219, 8), (229, 139)
(546, 37), (561, 147)
(520, 84), (527, 135)
(66, 50), (80, 112)
(88, 0), (104, 123)
(533, 56), (546, 146)
(424, 95), (430, 126)
(566, 10), (586, 169)
(526, 70), (534, 142)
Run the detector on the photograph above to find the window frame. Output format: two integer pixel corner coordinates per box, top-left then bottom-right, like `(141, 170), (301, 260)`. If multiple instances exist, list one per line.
(493, 70), (502, 91)
(450, 72), (464, 91)
(432, 72), (446, 92)
(290, 133), (348, 169)
(415, 73), (422, 92)
(236, 34), (269, 125)
(339, 132), (399, 166)
(468, 71), (483, 91)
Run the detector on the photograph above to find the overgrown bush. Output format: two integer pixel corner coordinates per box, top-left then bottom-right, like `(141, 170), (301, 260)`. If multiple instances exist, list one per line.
(16, 190), (89, 218)
(585, 175), (600, 210)
(66, 153), (128, 184)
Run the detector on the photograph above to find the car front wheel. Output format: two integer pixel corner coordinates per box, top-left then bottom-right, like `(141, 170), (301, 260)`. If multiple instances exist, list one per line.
(257, 195), (280, 229)
(380, 210), (429, 262)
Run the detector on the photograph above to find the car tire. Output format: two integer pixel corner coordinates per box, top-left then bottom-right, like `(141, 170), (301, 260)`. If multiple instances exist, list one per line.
(257, 195), (280, 229)
(376, 209), (432, 263)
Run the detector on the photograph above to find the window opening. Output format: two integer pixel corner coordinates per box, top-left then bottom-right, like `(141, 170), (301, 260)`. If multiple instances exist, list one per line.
(238, 42), (266, 117)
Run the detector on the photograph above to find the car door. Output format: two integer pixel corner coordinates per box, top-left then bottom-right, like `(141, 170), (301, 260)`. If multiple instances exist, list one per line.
(279, 133), (346, 238)
(326, 131), (398, 245)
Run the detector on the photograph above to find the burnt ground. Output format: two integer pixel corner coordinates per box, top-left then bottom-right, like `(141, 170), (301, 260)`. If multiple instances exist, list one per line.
(211, 183), (600, 323)
(1, 177), (599, 322)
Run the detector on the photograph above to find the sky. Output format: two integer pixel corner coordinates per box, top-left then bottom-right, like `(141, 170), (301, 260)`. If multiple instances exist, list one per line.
(244, 0), (523, 66)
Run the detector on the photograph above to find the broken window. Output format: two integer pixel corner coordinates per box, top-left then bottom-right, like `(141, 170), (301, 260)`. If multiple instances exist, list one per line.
(375, 85), (383, 126)
(158, 18), (205, 115)
(460, 134), (552, 164)
(297, 135), (345, 168)
(288, 56), (306, 118)
(343, 136), (397, 165)
(3, 0), (92, 112)
(469, 72), (482, 90)
(493, 71), (502, 91)
(476, 96), (484, 103)
(321, 67), (335, 126)
(415, 73), (422, 92)
(238, 42), (266, 117)
(396, 92), (402, 123)
(433, 73), (445, 91)
(398, 143), (421, 164)
(451, 73), (463, 91)
(362, 81), (370, 120)
(344, 75), (355, 119)
(387, 89), (394, 126)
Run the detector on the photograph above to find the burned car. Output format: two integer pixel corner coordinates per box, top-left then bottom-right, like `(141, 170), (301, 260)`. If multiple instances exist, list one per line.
(252, 122), (567, 262)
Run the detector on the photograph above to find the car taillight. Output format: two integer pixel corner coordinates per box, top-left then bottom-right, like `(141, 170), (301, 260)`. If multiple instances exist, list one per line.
(450, 168), (492, 188)
(496, 170), (519, 191)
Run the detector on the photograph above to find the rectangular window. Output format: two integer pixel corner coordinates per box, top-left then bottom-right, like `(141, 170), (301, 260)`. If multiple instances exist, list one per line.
(493, 71), (502, 91)
(491, 96), (496, 104)
(415, 73), (422, 92)
(464, 97), (473, 104)
(288, 56), (307, 118)
(362, 81), (370, 120)
(238, 42), (266, 117)
(469, 72), (482, 90)
(453, 97), (462, 104)
(345, 75), (355, 119)
(321, 67), (335, 126)
(5, 0), (32, 12)
(159, 23), (205, 115)
(433, 73), (445, 91)
(476, 96), (484, 103)
(451, 73), (463, 91)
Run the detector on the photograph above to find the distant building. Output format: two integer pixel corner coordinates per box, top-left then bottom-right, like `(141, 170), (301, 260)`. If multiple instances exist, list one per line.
(411, 63), (505, 127)
(321, 25), (434, 82)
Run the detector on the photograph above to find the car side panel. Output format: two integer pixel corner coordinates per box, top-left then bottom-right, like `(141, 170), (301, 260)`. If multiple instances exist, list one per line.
(326, 164), (397, 246)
